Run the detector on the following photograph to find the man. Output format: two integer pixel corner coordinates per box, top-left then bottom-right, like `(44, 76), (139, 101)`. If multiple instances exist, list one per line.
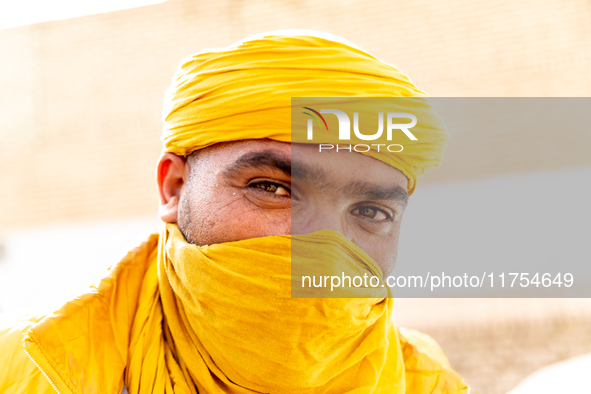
(0, 30), (468, 393)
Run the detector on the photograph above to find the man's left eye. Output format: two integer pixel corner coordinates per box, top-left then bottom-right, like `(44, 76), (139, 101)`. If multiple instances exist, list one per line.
(351, 206), (390, 221)
(251, 182), (291, 196)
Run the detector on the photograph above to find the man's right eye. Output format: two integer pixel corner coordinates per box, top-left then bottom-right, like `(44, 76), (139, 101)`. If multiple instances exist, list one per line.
(250, 181), (291, 197)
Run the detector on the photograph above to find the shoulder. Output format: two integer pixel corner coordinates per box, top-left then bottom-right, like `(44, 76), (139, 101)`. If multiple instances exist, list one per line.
(0, 312), (55, 394)
(398, 327), (470, 393)
(0, 229), (161, 394)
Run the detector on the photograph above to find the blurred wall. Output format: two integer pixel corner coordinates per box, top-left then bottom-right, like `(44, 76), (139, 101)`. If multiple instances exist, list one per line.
(1, 0), (591, 231)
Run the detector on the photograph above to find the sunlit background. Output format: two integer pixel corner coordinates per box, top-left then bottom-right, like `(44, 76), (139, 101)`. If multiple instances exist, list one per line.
(0, 0), (165, 30)
(1, 1), (591, 393)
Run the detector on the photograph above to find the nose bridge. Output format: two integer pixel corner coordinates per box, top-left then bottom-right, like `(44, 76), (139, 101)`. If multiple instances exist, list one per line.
(291, 197), (344, 236)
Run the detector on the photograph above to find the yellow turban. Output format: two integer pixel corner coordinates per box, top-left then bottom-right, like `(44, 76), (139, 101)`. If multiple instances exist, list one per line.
(161, 30), (447, 194)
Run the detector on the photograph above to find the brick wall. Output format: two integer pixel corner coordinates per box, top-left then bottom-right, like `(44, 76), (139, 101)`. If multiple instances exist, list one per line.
(1, 0), (591, 230)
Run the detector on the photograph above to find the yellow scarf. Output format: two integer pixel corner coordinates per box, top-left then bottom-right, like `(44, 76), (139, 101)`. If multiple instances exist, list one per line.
(123, 224), (467, 393)
(22, 225), (466, 393)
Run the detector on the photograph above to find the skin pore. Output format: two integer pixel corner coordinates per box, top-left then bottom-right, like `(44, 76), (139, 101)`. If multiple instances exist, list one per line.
(157, 139), (408, 277)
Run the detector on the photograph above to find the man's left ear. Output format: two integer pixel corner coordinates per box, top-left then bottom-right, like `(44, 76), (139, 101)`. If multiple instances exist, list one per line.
(157, 152), (187, 223)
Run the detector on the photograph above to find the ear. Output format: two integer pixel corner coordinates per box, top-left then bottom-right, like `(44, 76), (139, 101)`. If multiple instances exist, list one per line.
(157, 152), (187, 223)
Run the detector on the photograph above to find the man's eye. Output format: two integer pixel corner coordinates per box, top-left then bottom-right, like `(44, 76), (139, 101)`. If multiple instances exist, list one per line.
(351, 206), (390, 221)
(251, 182), (291, 196)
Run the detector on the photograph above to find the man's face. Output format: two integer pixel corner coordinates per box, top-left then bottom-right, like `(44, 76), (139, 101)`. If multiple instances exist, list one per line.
(159, 139), (408, 276)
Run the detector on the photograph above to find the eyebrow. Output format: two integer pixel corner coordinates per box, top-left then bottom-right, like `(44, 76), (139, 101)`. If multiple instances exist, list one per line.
(223, 151), (291, 178)
(339, 181), (409, 206)
(292, 162), (409, 205)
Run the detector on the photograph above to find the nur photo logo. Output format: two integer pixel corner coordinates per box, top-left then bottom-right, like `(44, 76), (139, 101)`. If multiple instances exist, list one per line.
(302, 107), (418, 153)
